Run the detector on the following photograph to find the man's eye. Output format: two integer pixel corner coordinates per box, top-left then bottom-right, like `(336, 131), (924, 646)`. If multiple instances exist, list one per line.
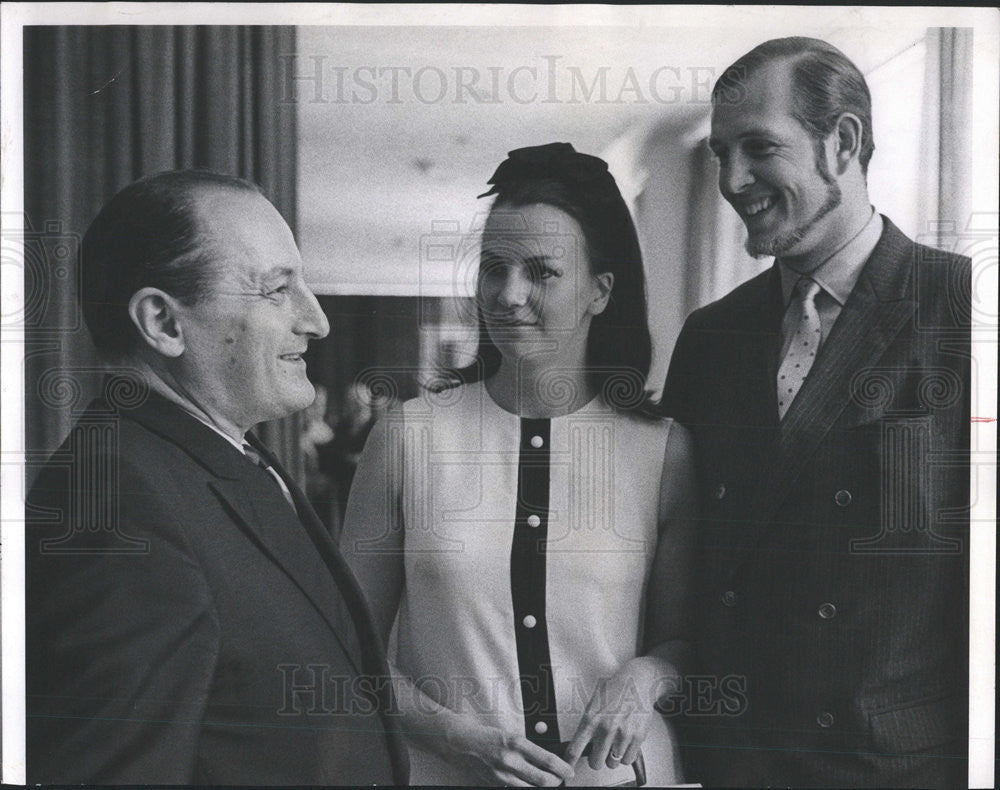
(745, 141), (777, 157)
(265, 285), (290, 298)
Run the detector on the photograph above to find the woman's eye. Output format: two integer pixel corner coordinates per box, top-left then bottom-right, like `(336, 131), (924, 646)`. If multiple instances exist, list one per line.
(479, 263), (505, 282)
(524, 259), (557, 281)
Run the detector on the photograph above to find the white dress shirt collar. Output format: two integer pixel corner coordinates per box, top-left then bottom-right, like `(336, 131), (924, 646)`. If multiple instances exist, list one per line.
(188, 411), (249, 455)
(779, 208), (884, 307)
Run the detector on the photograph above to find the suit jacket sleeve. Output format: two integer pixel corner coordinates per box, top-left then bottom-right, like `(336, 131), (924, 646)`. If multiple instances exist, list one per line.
(660, 316), (702, 426)
(27, 455), (221, 783)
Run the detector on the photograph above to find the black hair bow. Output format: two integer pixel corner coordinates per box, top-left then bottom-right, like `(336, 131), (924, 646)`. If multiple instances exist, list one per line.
(478, 142), (614, 199)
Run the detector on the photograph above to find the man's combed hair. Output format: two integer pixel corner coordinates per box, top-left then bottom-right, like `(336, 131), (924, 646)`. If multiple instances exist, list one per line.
(80, 169), (261, 356)
(713, 36), (875, 174)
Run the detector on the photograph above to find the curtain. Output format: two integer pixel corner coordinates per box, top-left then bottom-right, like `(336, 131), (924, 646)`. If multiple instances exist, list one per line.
(23, 26), (304, 483)
(920, 28), (973, 247)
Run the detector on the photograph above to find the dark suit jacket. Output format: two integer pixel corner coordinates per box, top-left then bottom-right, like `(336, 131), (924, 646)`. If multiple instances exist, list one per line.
(661, 218), (970, 787)
(26, 391), (409, 785)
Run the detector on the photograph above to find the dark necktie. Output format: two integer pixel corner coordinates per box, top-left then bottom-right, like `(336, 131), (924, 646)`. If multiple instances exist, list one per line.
(242, 442), (297, 512)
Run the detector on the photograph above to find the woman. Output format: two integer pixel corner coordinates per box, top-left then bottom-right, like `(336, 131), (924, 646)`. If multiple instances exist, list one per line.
(342, 142), (695, 786)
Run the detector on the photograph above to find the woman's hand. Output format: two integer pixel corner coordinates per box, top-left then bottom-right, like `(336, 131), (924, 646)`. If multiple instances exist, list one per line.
(443, 720), (575, 787)
(563, 656), (666, 772)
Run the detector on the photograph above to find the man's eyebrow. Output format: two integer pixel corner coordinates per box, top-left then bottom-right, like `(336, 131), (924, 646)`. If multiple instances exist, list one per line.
(711, 127), (786, 145)
(736, 128), (787, 142)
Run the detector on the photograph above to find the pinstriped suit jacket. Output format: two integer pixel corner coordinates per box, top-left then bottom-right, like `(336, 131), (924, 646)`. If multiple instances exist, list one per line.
(661, 218), (970, 787)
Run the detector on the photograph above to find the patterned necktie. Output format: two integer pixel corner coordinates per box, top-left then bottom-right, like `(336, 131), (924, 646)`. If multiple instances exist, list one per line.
(777, 277), (823, 420)
(242, 442), (297, 511)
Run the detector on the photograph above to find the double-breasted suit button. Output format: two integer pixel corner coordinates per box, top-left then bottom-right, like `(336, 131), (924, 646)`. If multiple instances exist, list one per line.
(714, 483), (727, 500)
(527, 514), (541, 528)
(816, 711), (835, 728)
(533, 721), (548, 735)
(818, 602), (837, 619)
(522, 615), (537, 629)
(721, 590), (739, 607)
(834, 489), (853, 507)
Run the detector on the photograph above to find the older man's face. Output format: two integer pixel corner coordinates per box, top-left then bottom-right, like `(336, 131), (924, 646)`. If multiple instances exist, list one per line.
(174, 189), (330, 430)
(709, 60), (841, 261)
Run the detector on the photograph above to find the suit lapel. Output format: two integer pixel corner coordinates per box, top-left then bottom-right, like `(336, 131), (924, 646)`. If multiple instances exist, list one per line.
(248, 435), (410, 782)
(123, 394), (408, 783)
(735, 266), (784, 431)
(246, 434), (329, 545)
(228, 437), (367, 676)
(752, 218), (916, 526)
(125, 395), (364, 674)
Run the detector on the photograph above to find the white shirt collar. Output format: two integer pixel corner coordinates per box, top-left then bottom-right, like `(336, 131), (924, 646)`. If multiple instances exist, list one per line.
(188, 411), (248, 454)
(141, 372), (250, 454)
(780, 208), (884, 307)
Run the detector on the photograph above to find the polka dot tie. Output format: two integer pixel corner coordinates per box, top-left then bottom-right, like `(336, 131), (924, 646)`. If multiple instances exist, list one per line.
(777, 277), (822, 420)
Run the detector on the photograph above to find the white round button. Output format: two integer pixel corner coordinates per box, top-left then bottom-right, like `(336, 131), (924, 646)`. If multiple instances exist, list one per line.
(522, 615), (537, 629)
(527, 515), (541, 528)
(531, 435), (544, 448)
(533, 721), (548, 735)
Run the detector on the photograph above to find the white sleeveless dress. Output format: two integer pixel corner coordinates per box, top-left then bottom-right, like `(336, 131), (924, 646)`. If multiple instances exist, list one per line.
(378, 382), (682, 785)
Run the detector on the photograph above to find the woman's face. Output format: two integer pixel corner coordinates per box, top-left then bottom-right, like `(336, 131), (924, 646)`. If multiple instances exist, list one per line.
(478, 202), (612, 366)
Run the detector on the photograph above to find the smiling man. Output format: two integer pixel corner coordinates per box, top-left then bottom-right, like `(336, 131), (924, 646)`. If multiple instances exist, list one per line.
(26, 170), (408, 785)
(662, 38), (970, 787)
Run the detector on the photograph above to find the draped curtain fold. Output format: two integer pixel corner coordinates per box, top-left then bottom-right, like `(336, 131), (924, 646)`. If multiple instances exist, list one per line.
(24, 26), (304, 483)
(922, 27), (973, 246)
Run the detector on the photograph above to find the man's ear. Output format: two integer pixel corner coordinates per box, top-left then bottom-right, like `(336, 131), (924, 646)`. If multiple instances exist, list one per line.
(833, 112), (863, 175)
(587, 272), (615, 316)
(128, 287), (186, 358)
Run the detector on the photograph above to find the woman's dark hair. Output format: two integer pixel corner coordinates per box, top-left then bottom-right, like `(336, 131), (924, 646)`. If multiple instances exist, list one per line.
(712, 37), (875, 175)
(451, 142), (655, 414)
(80, 169), (261, 356)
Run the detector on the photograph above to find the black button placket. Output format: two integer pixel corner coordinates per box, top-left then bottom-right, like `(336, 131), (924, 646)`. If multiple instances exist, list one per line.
(510, 417), (560, 750)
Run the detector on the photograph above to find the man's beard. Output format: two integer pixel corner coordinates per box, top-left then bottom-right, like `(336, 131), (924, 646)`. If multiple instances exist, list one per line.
(744, 148), (842, 259)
